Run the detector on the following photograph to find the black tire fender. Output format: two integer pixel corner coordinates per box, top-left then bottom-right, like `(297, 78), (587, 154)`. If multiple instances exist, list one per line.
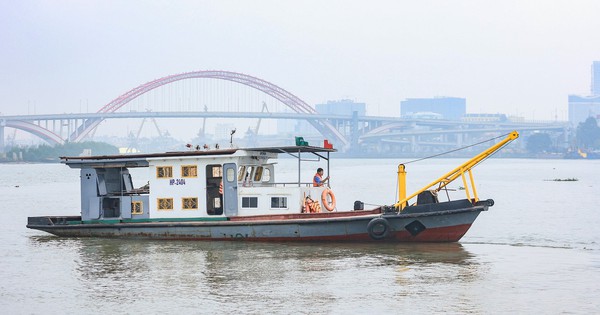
(367, 217), (391, 240)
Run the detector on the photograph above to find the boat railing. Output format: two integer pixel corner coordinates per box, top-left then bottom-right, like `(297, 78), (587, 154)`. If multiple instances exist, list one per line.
(241, 181), (314, 188)
(274, 182), (314, 187)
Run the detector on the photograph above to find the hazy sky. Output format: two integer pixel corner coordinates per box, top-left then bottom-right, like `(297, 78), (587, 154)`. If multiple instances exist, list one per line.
(2, 0), (600, 123)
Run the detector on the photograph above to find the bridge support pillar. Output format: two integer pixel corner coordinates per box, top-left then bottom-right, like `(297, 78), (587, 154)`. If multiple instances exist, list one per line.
(0, 121), (5, 153)
(350, 111), (359, 152)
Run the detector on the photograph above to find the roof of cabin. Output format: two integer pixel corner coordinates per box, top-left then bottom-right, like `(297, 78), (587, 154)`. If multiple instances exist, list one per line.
(60, 145), (335, 167)
(246, 145), (336, 154)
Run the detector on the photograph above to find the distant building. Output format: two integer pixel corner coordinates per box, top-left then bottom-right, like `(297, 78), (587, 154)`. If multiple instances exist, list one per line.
(568, 61), (600, 125)
(568, 95), (600, 125)
(592, 61), (600, 96)
(292, 99), (366, 137)
(400, 97), (466, 120)
(315, 99), (366, 116)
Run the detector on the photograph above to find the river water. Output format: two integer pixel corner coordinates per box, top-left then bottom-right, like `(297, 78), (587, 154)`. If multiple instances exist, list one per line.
(1, 158), (599, 314)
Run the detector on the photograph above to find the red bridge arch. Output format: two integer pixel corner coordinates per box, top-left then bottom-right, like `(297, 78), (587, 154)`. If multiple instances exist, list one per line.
(71, 70), (348, 146)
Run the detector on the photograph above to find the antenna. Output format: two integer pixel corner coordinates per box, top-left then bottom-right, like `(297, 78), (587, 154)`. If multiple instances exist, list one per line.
(230, 129), (236, 147)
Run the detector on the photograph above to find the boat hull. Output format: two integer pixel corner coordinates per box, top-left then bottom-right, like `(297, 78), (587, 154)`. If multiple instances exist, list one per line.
(27, 200), (487, 242)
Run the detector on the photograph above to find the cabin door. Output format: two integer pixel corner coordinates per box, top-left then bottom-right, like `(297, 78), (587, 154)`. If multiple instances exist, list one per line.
(205, 164), (223, 215)
(222, 163), (238, 216)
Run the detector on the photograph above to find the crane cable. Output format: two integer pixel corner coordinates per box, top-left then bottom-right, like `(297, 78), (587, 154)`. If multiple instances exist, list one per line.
(399, 132), (512, 165)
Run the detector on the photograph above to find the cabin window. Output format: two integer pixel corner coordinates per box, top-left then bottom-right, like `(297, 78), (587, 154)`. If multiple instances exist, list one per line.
(253, 167), (263, 181)
(182, 197), (198, 210)
(131, 201), (143, 215)
(156, 166), (173, 178)
(237, 166), (246, 181)
(242, 197), (258, 208)
(262, 168), (271, 182)
(226, 168), (235, 182)
(213, 197), (221, 209)
(243, 166), (254, 183)
(271, 197), (288, 209)
(211, 165), (223, 177)
(157, 198), (174, 210)
(181, 165), (198, 178)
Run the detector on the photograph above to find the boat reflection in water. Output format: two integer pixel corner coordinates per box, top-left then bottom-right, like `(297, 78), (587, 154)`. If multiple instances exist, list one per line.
(29, 236), (481, 312)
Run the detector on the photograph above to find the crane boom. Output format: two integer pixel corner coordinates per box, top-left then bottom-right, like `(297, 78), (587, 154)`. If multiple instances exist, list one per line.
(394, 131), (519, 210)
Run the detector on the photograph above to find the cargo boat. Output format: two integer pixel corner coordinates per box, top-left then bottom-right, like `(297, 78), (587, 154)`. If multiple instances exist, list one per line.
(27, 132), (519, 242)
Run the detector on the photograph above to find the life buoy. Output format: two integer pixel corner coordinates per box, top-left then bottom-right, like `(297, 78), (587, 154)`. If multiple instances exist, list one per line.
(321, 189), (336, 212)
(367, 217), (391, 240)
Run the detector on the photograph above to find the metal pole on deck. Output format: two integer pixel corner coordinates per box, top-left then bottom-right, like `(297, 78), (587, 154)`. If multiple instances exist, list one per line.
(298, 150), (301, 187)
(327, 152), (330, 188)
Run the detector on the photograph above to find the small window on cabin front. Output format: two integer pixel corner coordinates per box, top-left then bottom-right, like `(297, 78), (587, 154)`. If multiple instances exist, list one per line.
(182, 165), (198, 178)
(262, 168), (271, 182)
(213, 197), (221, 209)
(271, 197), (287, 209)
(211, 166), (223, 178)
(238, 166), (246, 181)
(157, 166), (173, 178)
(226, 168), (235, 182)
(157, 198), (174, 210)
(244, 166), (254, 182)
(242, 197), (258, 208)
(131, 201), (143, 215)
(254, 167), (263, 181)
(182, 197), (198, 210)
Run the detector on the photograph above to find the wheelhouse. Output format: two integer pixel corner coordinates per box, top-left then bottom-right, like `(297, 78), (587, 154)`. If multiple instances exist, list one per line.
(61, 146), (336, 223)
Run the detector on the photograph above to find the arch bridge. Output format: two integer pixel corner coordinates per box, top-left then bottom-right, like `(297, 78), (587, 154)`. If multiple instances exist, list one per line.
(1, 70), (350, 150)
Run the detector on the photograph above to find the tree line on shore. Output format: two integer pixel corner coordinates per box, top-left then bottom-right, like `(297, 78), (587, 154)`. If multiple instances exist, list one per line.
(1, 142), (119, 162)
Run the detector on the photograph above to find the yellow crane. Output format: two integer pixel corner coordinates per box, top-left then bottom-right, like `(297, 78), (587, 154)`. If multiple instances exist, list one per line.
(395, 131), (519, 210)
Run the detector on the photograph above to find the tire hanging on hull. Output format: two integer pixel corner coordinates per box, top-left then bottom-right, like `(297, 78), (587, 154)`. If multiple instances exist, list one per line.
(367, 217), (391, 240)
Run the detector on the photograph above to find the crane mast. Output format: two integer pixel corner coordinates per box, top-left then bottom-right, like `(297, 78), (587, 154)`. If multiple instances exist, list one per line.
(395, 131), (519, 210)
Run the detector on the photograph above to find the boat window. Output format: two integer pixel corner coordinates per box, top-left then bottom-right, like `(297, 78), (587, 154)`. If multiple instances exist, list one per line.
(157, 198), (174, 210)
(226, 168), (235, 182)
(182, 197), (198, 210)
(253, 167), (263, 181)
(262, 168), (271, 182)
(241, 197), (258, 208)
(131, 201), (143, 214)
(181, 165), (198, 178)
(271, 197), (288, 209)
(157, 166), (173, 178)
(244, 166), (254, 182)
(211, 165), (223, 178)
(213, 197), (221, 209)
(122, 173), (134, 191)
(238, 166), (246, 181)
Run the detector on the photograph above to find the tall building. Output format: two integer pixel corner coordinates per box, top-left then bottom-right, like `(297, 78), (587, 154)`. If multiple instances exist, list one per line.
(592, 61), (600, 96)
(400, 97), (466, 120)
(569, 61), (600, 125)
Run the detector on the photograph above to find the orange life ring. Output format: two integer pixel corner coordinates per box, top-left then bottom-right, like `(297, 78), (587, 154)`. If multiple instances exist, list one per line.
(321, 189), (336, 211)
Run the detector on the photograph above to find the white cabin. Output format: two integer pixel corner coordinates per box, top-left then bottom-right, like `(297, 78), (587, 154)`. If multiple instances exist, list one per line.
(61, 146), (336, 222)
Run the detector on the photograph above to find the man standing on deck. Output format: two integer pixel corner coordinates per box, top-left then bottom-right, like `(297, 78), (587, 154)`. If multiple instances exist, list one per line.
(313, 168), (329, 187)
